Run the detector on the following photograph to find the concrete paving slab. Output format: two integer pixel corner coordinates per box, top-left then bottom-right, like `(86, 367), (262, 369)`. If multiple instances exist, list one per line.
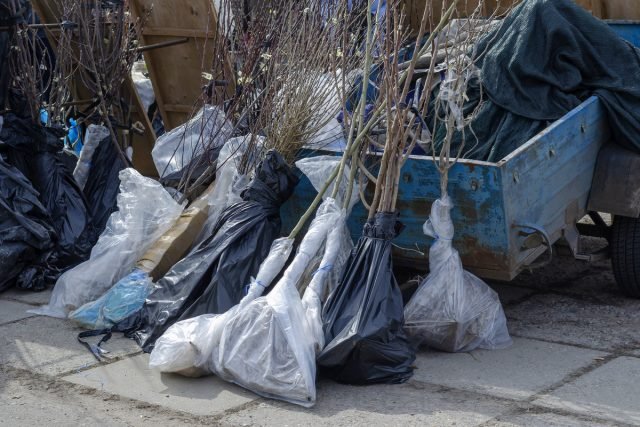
(506, 294), (640, 351)
(411, 338), (607, 401)
(534, 357), (640, 425)
(0, 370), (196, 426)
(0, 316), (140, 376)
(63, 354), (258, 417)
(220, 379), (511, 427)
(0, 288), (53, 306)
(487, 411), (616, 426)
(0, 300), (36, 325)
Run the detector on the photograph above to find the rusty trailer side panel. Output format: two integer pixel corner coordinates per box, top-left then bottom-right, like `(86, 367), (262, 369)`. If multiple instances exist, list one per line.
(281, 23), (639, 281)
(281, 96), (610, 281)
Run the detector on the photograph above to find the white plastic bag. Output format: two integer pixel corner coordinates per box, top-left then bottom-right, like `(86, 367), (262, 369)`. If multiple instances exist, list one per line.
(131, 61), (155, 114)
(193, 134), (264, 247)
(403, 195), (512, 352)
(151, 201), (341, 407)
(149, 237), (294, 374)
(73, 124), (110, 189)
(32, 169), (184, 318)
(295, 155), (357, 295)
(301, 207), (346, 353)
(152, 105), (232, 178)
(210, 199), (341, 407)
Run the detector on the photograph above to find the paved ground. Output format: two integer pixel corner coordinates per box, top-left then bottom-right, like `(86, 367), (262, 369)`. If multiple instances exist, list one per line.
(1, 237), (639, 426)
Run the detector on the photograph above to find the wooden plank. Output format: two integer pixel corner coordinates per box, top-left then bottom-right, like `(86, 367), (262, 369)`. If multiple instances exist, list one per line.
(131, 0), (234, 131)
(602, 0), (640, 19)
(163, 104), (198, 113)
(126, 76), (158, 177)
(142, 27), (217, 38)
(401, 0), (634, 35)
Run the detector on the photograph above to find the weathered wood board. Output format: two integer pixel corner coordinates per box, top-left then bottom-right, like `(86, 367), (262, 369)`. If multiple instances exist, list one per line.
(130, 0), (234, 131)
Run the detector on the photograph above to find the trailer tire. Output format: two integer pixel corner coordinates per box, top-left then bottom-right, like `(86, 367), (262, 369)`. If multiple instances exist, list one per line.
(611, 216), (640, 298)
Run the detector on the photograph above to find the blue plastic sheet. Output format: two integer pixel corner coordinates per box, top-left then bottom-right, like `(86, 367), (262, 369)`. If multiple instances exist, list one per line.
(69, 269), (152, 329)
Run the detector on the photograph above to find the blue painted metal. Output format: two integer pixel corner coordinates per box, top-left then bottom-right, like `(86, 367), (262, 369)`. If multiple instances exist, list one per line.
(280, 22), (640, 281)
(607, 20), (640, 46)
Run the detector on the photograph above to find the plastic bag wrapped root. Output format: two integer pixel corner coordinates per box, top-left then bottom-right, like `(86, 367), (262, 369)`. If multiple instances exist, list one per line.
(149, 237), (294, 375)
(403, 195), (512, 352)
(210, 199), (342, 407)
(73, 124), (110, 190)
(32, 169), (184, 318)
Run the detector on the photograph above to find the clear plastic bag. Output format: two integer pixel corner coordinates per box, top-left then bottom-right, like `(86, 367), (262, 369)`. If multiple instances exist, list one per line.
(209, 199), (342, 407)
(31, 169), (184, 318)
(131, 61), (155, 114)
(68, 268), (152, 330)
(151, 105), (232, 178)
(403, 195), (512, 352)
(73, 124), (110, 190)
(295, 155), (357, 296)
(301, 207), (347, 353)
(151, 200), (342, 407)
(193, 134), (264, 247)
(149, 237), (294, 374)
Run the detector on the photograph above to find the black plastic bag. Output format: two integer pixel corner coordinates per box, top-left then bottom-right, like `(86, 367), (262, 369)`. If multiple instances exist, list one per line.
(132, 150), (299, 352)
(0, 157), (56, 292)
(159, 145), (221, 192)
(318, 212), (415, 384)
(83, 135), (127, 234)
(0, 114), (95, 265)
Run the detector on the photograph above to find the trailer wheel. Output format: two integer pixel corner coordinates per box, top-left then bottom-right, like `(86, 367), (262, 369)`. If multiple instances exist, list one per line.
(611, 216), (640, 298)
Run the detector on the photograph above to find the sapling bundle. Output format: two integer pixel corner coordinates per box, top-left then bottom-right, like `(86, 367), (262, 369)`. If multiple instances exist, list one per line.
(132, 150), (298, 351)
(125, 1), (368, 352)
(66, 0), (145, 159)
(150, 152), (359, 407)
(317, 0), (421, 385)
(317, 0), (486, 385)
(6, 0), (54, 123)
(403, 3), (512, 353)
(173, 0), (368, 201)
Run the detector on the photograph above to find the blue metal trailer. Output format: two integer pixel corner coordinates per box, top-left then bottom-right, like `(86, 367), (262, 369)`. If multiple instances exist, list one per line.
(282, 22), (640, 295)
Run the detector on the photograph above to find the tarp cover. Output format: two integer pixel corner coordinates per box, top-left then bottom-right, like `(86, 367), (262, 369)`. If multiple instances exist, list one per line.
(433, 0), (640, 161)
(318, 212), (415, 385)
(133, 150), (298, 352)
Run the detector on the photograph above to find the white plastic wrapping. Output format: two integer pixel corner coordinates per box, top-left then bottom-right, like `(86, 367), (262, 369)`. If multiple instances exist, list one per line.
(305, 73), (345, 150)
(150, 200), (342, 407)
(301, 206), (346, 353)
(403, 195), (512, 352)
(152, 105), (233, 178)
(295, 155), (357, 295)
(73, 124), (110, 189)
(193, 134), (264, 247)
(149, 237), (294, 374)
(31, 169), (184, 318)
(131, 61), (155, 114)
(296, 155), (359, 212)
(209, 199), (341, 407)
